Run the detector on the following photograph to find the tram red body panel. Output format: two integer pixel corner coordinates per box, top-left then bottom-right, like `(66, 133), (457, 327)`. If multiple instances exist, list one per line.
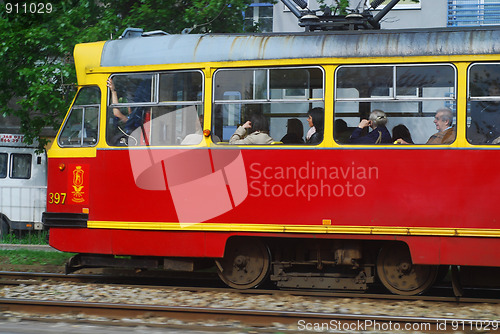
(49, 228), (228, 257)
(48, 148), (500, 228)
(47, 147), (500, 266)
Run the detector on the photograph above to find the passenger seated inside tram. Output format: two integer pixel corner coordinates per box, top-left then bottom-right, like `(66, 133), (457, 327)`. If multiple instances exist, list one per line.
(306, 107), (324, 144)
(392, 124), (414, 144)
(426, 108), (456, 145)
(181, 114), (204, 145)
(468, 83), (500, 144)
(334, 119), (351, 144)
(229, 114), (274, 144)
(281, 118), (304, 144)
(181, 114), (220, 145)
(349, 109), (392, 144)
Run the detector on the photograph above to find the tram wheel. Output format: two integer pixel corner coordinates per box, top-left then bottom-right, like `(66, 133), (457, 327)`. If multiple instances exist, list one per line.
(215, 238), (270, 289)
(376, 243), (438, 295)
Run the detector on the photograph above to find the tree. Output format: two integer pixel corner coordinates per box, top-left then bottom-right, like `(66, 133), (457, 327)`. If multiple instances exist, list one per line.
(0, 0), (252, 150)
(316, 0), (352, 15)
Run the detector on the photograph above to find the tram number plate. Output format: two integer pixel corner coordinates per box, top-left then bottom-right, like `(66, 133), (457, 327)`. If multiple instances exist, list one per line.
(48, 192), (67, 205)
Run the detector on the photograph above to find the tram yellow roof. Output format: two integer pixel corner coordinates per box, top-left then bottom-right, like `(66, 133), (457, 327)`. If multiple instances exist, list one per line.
(96, 27), (500, 68)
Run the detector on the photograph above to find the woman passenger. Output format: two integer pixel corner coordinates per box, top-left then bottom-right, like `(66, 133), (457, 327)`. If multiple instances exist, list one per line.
(392, 124), (414, 144)
(349, 109), (392, 144)
(281, 118), (304, 144)
(306, 107), (324, 144)
(229, 114), (273, 144)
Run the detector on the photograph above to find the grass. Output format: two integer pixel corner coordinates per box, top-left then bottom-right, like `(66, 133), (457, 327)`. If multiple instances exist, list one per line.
(0, 231), (49, 245)
(0, 249), (74, 266)
(0, 231), (73, 268)
(0, 231), (73, 267)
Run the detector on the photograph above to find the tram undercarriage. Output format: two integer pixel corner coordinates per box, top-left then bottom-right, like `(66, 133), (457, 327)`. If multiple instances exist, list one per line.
(67, 236), (443, 295)
(212, 238), (442, 295)
(268, 239), (374, 291)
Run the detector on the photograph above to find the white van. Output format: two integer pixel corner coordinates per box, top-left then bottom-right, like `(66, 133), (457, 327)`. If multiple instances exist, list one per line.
(0, 134), (46, 237)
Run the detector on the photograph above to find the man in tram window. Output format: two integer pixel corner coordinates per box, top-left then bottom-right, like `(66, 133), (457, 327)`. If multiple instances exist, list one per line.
(107, 77), (151, 145)
(468, 83), (500, 144)
(349, 109), (392, 144)
(426, 108), (456, 145)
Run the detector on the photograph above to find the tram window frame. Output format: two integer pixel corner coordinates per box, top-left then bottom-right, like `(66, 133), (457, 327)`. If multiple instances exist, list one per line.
(58, 86), (101, 148)
(334, 64), (457, 145)
(106, 70), (204, 147)
(0, 153), (7, 178)
(212, 66), (325, 145)
(10, 153), (31, 179)
(467, 63), (500, 145)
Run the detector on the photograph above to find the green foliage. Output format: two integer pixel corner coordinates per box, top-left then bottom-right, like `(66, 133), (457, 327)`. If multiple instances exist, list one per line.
(1, 231), (49, 245)
(317, 0), (350, 15)
(0, 0), (252, 150)
(0, 249), (74, 266)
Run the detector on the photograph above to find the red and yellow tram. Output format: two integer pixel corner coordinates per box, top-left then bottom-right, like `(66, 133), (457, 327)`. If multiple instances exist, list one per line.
(43, 27), (500, 295)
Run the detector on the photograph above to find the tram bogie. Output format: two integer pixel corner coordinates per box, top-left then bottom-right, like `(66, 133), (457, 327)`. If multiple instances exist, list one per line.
(268, 238), (375, 291)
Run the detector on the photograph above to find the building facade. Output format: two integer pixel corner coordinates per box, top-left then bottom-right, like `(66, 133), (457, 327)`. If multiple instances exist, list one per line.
(244, 0), (500, 32)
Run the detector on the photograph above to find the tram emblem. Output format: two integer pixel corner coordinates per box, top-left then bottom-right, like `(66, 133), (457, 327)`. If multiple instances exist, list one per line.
(71, 165), (85, 203)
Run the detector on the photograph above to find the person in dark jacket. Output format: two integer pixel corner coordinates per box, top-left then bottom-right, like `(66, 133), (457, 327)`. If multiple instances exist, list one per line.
(392, 124), (414, 144)
(281, 118), (304, 144)
(306, 107), (324, 144)
(349, 109), (392, 144)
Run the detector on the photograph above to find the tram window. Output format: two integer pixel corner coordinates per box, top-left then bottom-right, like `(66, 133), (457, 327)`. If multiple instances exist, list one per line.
(213, 67), (324, 144)
(137, 105), (203, 146)
(337, 66), (393, 99)
(74, 85), (101, 105)
(467, 63), (500, 145)
(107, 71), (204, 146)
(159, 72), (202, 102)
(59, 86), (100, 147)
(214, 69), (267, 101)
(334, 64), (456, 145)
(10, 154), (31, 179)
(59, 107), (99, 147)
(110, 74), (153, 103)
(397, 66), (454, 98)
(0, 153), (7, 178)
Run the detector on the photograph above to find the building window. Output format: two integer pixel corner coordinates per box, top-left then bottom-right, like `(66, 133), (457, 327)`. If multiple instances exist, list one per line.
(378, 0), (421, 9)
(244, 1), (273, 32)
(448, 0), (500, 26)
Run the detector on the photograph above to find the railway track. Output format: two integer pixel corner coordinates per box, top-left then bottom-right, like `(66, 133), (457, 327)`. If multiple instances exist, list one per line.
(0, 270), (499, 304)
(0, 271), (499, 332)
(1, 297), (495, 333)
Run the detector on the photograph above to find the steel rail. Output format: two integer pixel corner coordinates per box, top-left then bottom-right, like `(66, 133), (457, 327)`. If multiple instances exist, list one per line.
(0, 271), (499, 304)
(0, 297), (488, 332)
